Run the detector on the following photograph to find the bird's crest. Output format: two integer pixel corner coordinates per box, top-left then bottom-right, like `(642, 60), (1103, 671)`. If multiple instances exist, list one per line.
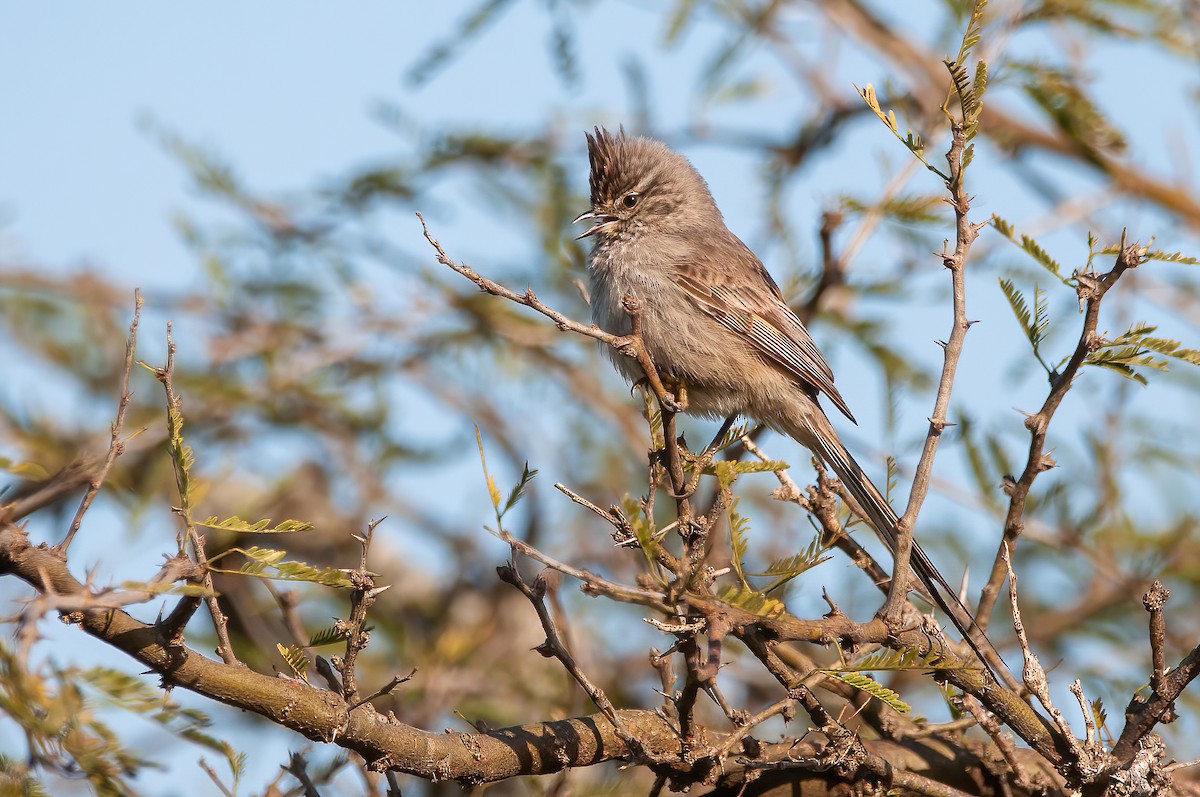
(584, 126), (627, 206)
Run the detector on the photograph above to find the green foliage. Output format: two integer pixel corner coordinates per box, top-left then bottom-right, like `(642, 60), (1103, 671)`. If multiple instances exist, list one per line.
(716, 500), (830, 617)
(819, 670), (912, 714)
(1084, 322), (1200, 385)
(117, 580), (213, 598)
(1095, 245), (1200, 266)
(943, 0), (988, 141)
(0, 642), (242, 795)
(81, 666), (245, 786)
(0, 457), (48, 480)
(956, 411), (1011, 511)
(209, 546), (355, 588)
(307, 625), (349, 647)
(998, 278), (1052, 373)
(837, 647), (963, 672)
(991, 215), (1069, 283)
(197, 515), (315, 534)
(1015, 61), (1126, 154)
(406, 0), (520, 87)
(475, 427), (539, 526)
(841, 193), (948, 225)
(165, 403), (197, 517)
(277, 643), (311, 683)
(857, 83), (947, 180)
(749, 536), (832, 593)
(706, 457), (790, 489)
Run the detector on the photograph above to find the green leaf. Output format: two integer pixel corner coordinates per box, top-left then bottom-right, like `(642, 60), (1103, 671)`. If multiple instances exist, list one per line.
(707, 458), (789, 485)
(728, 499), (751, 585)
(1141, 249), (1200, 265)
(500, 461), (538, 518)
(277, 643), (310, 683)
(856, 83), (947, 180)
(998, 278), (1032, 336)
(1082, 321), (1200, 383)
(117, 580), (213, 598)
(818, 670), (911, 713)
(209, 546), (355, 588)
(0, 458), (50, 480)
(991, 216), (1069, 283)
(307, 625), (348, 647)
(751, 535), (832, 594)
(475, 426), (502, 510)
(1083, 352), (1151, 385)
(81, 665), (243, 784)
(622, 495), (667, 584)
(845, 647), (960, 671)
(714, 583), (788, 619)
(197, 515), (315, 534)
(165, 405), (197, 513)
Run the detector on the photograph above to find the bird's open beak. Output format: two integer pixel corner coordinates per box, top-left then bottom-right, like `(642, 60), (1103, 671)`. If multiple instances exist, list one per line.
(572, 210), (617, 239)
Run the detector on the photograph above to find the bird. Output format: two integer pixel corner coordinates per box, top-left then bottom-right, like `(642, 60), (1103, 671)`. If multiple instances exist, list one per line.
(573, 127), (1002, 679)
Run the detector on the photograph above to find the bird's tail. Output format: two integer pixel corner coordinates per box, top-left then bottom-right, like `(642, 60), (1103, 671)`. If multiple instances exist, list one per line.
(788, 411), (1008, 683)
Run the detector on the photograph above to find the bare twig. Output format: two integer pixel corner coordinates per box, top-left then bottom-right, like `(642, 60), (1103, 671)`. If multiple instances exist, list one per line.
(284, 751), (323, 797)
(498, 563), (643, 757)
(58, 290), (143, 553)
(1113, 589), (1200, 764)
(715, 696), (795, 761)
(888, 111), (985, 622)
(199, 758), (237, 797)
(348, 668), (418, 712)
(1145, 580), (1171, 696)
(339, 519), (388, 704)
(492, 523), (670, 612)
(977, 237), (1146, 624)
(953, 693), (1028, 785)
(152, 323), (241, 666)
(743, 436), (895, 594)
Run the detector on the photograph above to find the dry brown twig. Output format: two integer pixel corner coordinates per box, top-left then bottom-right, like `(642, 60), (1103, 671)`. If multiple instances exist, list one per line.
(978, 236), (1147, 624)
(338, 519), (390, 704)
(498, 562), (644, 757)
(146, 321), (242, 666)
(58, 289), (143, 553)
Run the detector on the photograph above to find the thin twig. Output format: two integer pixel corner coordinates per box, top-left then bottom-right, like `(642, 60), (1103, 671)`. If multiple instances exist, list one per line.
(284, 751), (322, 797)
(1144, 580), (1170, 696)
(493, 524), (670, 612)
(977, 237), (1146, 625)
(339, 519), (387, 704)
(498, 563), (644, 757)
(715, 696), (795, 760)
(58, 290), (143, 553)
(152, 324), (241, 666)
(887, 114), (984, 621)
(199, 758), (237, 797)
(348, 668), (418, 712)
(1113, 590), (1200, 763)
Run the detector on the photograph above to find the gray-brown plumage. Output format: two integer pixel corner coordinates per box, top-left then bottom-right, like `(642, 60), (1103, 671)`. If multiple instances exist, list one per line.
(575, 127), (1002, 678)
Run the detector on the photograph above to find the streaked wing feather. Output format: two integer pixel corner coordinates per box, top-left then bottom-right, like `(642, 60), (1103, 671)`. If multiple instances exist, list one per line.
(676, 273), (857, 424)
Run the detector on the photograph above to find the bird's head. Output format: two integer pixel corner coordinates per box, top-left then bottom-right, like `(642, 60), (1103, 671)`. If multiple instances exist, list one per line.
(574, 127), (720, 240)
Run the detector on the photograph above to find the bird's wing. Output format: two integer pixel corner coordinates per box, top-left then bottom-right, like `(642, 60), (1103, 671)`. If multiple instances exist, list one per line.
(674, 251), (857, 424)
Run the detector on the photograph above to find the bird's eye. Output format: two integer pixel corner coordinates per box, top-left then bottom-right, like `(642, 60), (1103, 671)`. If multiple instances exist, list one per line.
(622, 192), (639, 208)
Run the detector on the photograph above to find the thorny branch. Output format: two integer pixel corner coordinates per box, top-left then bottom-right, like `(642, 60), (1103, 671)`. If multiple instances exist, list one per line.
(152, 322), (241, 667)
(338, 520), (389, 704)
(419, 206), (1075, 769)
(886, 82), (985, 626)
(1112, 583), (1200, 765)
(499, 563), (643, 757)
(977, 237), (1147, 624)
